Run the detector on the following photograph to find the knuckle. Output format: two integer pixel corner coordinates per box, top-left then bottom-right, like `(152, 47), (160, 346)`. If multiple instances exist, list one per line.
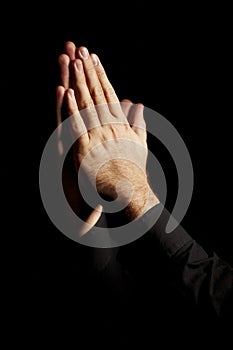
(79, 98), (93, 109)
(90, 84), (105, 100)
(104, 86), (116, 100)
(86, 64), (96, 75)
(98, 69), (107, 81)
(107, 124), (119, 137)
(73, 80), (86, 91)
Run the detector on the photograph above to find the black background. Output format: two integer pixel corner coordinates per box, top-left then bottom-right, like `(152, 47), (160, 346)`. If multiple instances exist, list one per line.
(1, 2), (232, 348)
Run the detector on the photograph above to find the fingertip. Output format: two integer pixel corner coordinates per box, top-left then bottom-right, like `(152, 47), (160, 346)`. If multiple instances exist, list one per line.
(64, 41), (76, 60)
(90, 53), (100, 66)
(56, 86), (65, 127)
(134, 103), (145, 117)
(65, 88), (79, 117)
(134, 103), (144, 114)
(121, 99), (133, 104)
(66, 88), (75, 100)
(121, 99), (134, 119)
(95, 204), (103, 213)
(56, 86), (65, 107)
(57, 85), (65, 94)
(65, 40), (75, 47)
(129, 103), (146, 138)
(76, 46), (90, 60)
(58, 53), (70, 65)
(74, 58), (83, 71)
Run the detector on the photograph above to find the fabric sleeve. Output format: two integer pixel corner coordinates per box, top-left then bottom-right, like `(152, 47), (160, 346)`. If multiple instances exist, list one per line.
(117, 204), (233, 320)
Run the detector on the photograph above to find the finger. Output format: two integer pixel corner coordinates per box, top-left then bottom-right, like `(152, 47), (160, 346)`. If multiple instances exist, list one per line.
(65, 89), (89, 145)
(90, 53), (126, 120)
(58, 54), (70, 89)
(56, 85), (65, 124)
(76, 47), (107, 105)
(70, 59), (101, 131)
(128, 103), (147, 142)
(56, 86), (66, 155)
(64, 41), (76, 61)
(90, 53), (119, 104)
(120, 99), (133, 118)
(79, 204), (103, 237)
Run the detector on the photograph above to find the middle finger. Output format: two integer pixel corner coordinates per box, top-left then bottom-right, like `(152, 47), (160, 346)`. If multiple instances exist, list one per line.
(77, 46), (107, 106)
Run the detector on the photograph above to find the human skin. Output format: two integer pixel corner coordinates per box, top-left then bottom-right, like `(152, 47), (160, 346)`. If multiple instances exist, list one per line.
(57, 42), (159, 233)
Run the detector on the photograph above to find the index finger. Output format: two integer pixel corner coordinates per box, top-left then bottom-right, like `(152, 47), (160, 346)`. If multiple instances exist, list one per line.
(58, 54), (70, 89)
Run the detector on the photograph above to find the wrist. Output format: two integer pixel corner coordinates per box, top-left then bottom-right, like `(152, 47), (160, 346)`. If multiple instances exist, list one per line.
(96, 160), (160, 220)
(124, 185), (160, 221)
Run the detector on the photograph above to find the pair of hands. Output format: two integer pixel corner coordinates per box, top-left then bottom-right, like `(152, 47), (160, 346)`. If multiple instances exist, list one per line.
(57, 41), (159, 235)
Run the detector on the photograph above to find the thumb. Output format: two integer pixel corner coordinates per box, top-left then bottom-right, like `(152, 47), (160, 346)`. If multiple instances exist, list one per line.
(79, 204), (103, 237)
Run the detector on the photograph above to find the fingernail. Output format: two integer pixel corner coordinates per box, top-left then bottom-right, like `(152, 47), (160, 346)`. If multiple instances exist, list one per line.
(68, 89), (75, 99)
(91, 54), (99, 66)
(76, 59), (83, 71)
(79, 47), (89, 60)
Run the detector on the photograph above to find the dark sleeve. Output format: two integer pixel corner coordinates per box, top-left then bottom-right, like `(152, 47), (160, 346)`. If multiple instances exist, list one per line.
(117, 204), (233, 320)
